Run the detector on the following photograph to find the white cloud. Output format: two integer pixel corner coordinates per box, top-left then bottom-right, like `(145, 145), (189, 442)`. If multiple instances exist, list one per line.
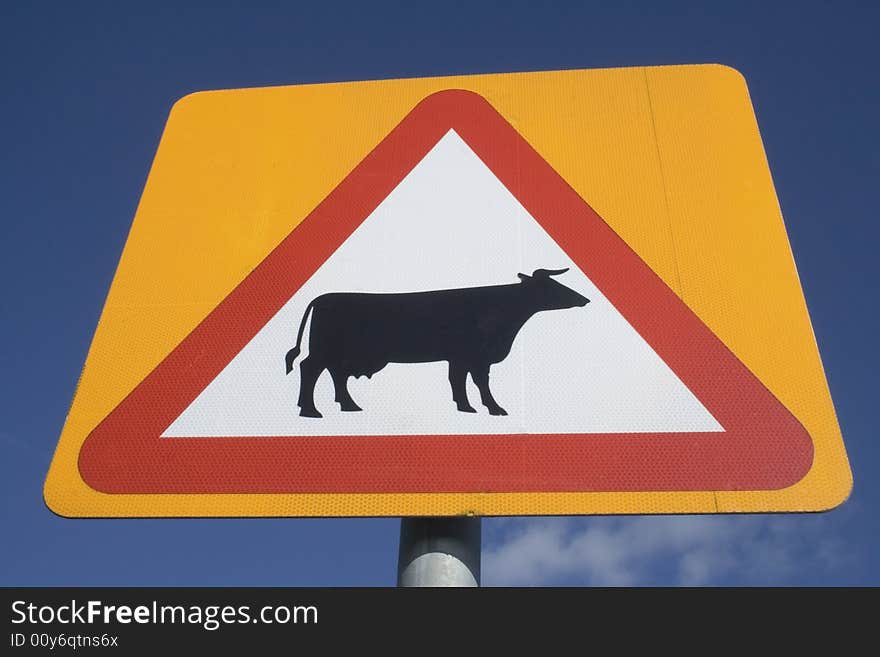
(483, 515), (854, 586)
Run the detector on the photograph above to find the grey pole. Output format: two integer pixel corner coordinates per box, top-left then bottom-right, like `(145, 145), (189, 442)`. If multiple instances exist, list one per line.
(397, 517), (482, 587)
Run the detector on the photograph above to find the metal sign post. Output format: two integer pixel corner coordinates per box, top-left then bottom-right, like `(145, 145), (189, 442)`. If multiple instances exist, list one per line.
(397, 517), (482, 587)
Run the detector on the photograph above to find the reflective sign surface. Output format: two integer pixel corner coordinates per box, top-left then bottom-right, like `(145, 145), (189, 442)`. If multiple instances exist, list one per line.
(45, 66), (851, 516)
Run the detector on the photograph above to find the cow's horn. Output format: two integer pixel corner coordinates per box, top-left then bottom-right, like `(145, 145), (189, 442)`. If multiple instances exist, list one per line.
(533, 267), (569, 278)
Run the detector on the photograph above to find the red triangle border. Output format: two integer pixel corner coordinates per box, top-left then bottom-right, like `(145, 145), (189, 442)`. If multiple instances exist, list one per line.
(79, 90), (813, 494)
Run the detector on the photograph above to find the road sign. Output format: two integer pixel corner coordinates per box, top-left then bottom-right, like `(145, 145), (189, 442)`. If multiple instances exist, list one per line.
(45, 65), (851, 517)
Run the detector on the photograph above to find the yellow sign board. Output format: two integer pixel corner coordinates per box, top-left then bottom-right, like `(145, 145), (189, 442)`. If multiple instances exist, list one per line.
(44, 65), (851, 517)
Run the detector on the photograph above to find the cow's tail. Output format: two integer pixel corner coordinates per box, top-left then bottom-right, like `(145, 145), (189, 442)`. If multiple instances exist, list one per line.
(285, 300), (315, 374)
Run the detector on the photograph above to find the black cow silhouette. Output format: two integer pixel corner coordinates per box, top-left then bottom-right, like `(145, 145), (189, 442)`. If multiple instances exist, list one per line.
(284, 268), (589, 418)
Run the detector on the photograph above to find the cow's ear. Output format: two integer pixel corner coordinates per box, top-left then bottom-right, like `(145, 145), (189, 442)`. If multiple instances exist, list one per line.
(517, 273), (531, 282)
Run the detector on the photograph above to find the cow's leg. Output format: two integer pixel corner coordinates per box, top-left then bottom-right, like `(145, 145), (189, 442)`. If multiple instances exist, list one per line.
(297, 356), (324, 418)
(330, 368), (361, 412)
(471, 364), (507, 416)
(448, 361), (476, 413)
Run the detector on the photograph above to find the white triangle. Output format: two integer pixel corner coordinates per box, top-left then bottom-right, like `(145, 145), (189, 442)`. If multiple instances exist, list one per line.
(163, 130), (723, 437)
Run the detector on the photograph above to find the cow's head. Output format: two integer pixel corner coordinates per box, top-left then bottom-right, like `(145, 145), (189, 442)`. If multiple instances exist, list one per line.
(517, 268), (590, 310)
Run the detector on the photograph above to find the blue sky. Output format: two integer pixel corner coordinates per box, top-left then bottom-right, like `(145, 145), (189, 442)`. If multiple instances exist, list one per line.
(2, 1), (877, 586)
